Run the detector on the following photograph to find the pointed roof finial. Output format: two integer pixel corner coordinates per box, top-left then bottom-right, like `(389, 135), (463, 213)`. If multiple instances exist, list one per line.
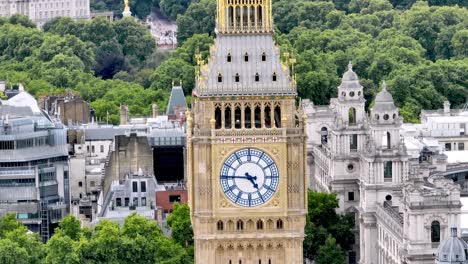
(348, 61), (353, 71)
(382, 80), (387, 90)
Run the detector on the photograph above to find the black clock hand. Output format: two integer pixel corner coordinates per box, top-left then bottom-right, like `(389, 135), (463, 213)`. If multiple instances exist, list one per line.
(245, 173), (259, 189)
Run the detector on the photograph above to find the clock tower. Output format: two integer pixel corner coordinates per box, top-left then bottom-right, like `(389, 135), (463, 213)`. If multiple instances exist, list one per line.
(186, 0), (307, 263)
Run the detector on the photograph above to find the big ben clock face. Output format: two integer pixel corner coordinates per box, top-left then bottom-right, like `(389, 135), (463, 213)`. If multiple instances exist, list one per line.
(220, 148), (279, 207)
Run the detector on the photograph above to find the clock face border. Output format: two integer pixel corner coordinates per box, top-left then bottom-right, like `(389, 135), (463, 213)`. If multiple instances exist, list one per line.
(220, 147), (279, 208)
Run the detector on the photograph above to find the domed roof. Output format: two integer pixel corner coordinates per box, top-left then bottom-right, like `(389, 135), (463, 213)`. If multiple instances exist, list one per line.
(372, 82), (397, 113)
(436, 227), (468, 263)
(339, 62), (363, 90)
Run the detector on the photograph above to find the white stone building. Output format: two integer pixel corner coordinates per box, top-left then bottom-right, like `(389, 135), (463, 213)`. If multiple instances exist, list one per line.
(304, 63), (463, 264)
(0, 0), (90, 27)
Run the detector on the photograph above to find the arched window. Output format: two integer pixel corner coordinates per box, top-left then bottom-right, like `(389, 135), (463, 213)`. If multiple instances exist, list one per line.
(255, 73), (260, 82)
(245, 106), (252, 129)
(321, 127), (328, 145)
(235, 106), (241, 129)
(254, 106), (261, 128)
(349, 107), (356, 125)
(227, 53), (232, 62)
(218, 73), (223, 83)
(225, 106), (232, 129)
(235, 6), (241, 28)
(257, 220), (263, 230)
(431, 221), (440, 242)
(257, 6), (262, 25)
(239, 260), (242, 264)
(265, 105), (271, 128)
(259, 260), (262, 264)
(272, 72), (277, 82)
(215, 107), (221, 129)
(228, 6), (234, 26)
(242, 6), (248, 27)
(250, 6), (255, 25)
(244, 52), (249, 62)
(384, 161), (392, 181)
(268, 259), (271, 264)
(386, 132), (391, 149)
(229, 260), (232, 264)
(274, 106), (281, 128)
(235, 73), (240, 82)
(262, 52), (266, 61)
(276, 219), (283, 229)
(217, 220), (224, 231)
(237, 220), (244, 230)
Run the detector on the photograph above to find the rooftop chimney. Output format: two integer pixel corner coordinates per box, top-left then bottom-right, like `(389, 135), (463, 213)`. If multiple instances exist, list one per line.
(120, 105), (129, 125)
(444, 100), (451, 115)
(152, 104), (158, 118)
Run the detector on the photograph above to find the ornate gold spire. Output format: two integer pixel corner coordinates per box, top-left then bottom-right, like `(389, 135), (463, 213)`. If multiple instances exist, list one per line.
(217, 0), (273, 34)
(123, 0), (132, 17)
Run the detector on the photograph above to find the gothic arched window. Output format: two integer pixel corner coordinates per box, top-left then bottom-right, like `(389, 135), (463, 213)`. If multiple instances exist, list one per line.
(227, 53), (232, 62)
(218, 73), (223, 83)
(235, 73), (240, 82)
(384, 161), (392, 181)
(245, 105), (252, 129)
(235, 106), (241, 129)
(262, 52), (266, 61)
(265, 105), (271, 128)
(215, 107), (221, 129)
(349, 107), (356, 125)
(244, 52), (249, 62)
(272, 72), (277, 82)
(255, 73), (260, 82)
(276, 219), (283, 229)
(274, 106), (281, 128)
(431, 221), (441, 242)
(225, 106), (232, 129)
(257, 220), (263, 230)
(254, 106), (261, 128)
(217, 220), (224, 231)
(237, 220), (244, 230)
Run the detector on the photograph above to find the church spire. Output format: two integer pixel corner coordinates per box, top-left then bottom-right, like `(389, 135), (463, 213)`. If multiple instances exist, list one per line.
(217, 0), (273, 34)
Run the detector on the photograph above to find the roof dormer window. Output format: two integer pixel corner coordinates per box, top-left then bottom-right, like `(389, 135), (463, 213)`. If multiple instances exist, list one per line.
(218, 73), (223, 83)
(227, 53), (232, 62)
(255, 73), (260, 82)
(272, 72), (277, 82)
(235, 73), (240, 82)
(261, 52), (266, 61)
(244, 52), (249, 62)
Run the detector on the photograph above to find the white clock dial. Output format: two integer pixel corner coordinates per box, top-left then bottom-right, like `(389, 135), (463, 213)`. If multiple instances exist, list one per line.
(220, 148), (279, 207)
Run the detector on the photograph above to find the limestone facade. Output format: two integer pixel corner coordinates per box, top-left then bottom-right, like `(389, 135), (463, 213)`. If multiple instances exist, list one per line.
(0, 0), (90, 27)
(304, 65), (462, 264)
(187, 1), (307, 263)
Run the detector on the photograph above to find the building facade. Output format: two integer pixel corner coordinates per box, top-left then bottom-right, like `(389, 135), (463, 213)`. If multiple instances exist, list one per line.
(0, 0), (90, 27)
(0, 90), (70, 241)
(304, 66), (462, 264)
(187, 0), (307, 263)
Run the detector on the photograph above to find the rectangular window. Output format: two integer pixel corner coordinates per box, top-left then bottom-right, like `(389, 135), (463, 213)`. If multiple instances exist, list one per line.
(460, 124), (465, 136)
(141, 197), (147, 206)
(100, 145), (104, 153)
(140, 181), (146, 192)
(350, 134), (358, 151)
(349, 251), (356, 264)
(124, 197), (129, 206)
(348, 192), (355, 201)
(132, 181), (138, 193)
(92, 145), (95, 153)
(445, 143), (452, 151)
(116, 198), (122, 206)
(384, 161), (392, 181)
(459, 143), (465, 151)
(87, 145), (89, 153)
(133, 197), (138, 206)
(90, 181), (95, 187)
(169, 195), (181, 203)
(78, 181), (83, 187)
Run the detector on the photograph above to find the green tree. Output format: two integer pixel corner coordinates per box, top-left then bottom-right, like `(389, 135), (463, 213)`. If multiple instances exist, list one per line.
(0, 239), (29, 264)
(452, 29), (468, 58)
(166, 203), (193, 248)
(315, 236), (347, 264)
(176, 0), (216, 45)
(149, 58), (195, 93)
(160, 0), (192, 19)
